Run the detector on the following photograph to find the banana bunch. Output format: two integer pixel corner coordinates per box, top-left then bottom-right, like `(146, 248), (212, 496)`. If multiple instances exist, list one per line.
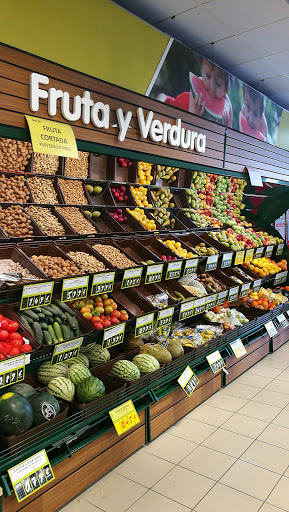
(166, 288), (186, 303)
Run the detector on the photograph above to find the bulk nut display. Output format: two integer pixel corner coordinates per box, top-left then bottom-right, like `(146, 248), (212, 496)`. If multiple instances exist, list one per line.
(0, 205), (34, 237)
(193, 243), (218, 256)
(58, 178), (88, 205)
(0, 138), (32, 172)
(151, 187), (175, 208)
(0, 174), (30, 203)
(55, 206), (97, 235)
(0, 260), (39, 282)
(25, 206), (65, 237)
(27, 176), (58, 204)
(92, 244), (136, 269)
(130, 186), (152, 207)
(33, 153), (59, 175)
(65, 151), (89, 178)
(137, 161), (153, 185)
(156, 165), (179, 184)
(30, 255), (80, 279)
(67, 251), (107, 273)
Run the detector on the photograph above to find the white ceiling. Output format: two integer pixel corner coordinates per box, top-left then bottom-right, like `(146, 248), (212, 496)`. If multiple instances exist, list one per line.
(111, 0), (289, 109)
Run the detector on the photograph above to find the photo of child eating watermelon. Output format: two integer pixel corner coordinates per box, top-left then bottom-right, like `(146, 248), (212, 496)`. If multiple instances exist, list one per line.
(239, 84), (267, 141)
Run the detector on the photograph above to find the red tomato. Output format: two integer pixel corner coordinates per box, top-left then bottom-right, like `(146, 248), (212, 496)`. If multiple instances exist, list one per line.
(1, 342), (11, 354)
(99, 315), (106, 321)
(120, 313), (129, 322)
(110, 310), (121, 319)
(0, 320), (9, 330)
(9, 347), (20, 357)
(93, 322), (103, 330)
(91, 316), (100, 324)
(7, 321), (19, 333)
(102, 319), (111, 328)
(0, 352), (6, 360)
(21, 344), (32, 353)
(0, 330), (9, 342)
(9, 333), (24, 343)
(10, 339), (23, 349)
(110, 317), (119, 325)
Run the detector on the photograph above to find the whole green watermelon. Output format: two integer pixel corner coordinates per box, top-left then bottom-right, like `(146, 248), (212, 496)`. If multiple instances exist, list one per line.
(29, 391), (60, 426)
(0, 392), (33, 436)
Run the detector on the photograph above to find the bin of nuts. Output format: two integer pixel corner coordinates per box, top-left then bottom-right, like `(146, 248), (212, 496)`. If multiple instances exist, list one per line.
(58, 178), (88, 205)
(27, 176), (60, 204)
(90, 243), (137, 269)
(57, 240), (113, 273)
(0, 173), (31, 203)
(0, 138), (32, 172)
(25, 205), (72, 238)
(0, 205), (45, 239)
(19, 243), (81, 279)
(64, 152), (89, 178)
(55, 206), (97, 235)
(32, 153), (60, 175)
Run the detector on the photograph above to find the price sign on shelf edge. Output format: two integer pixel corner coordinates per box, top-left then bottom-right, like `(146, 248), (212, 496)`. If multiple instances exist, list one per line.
(102, 322), (126, 349)
(0, 355), (25, 389)
(61, 276), (89, 303)
(51, 338), (83, 366)
(109, 399), (140, 436)
(230, 338), (247, 359)
(265, 321), (278, 337)
(206, 351), (226, 374)
(121, 267), (143, 289)
(156, 307), (174, 329)
(234, 250), (245, 266)
(205, 255), (218, 272)
(221, 253), (233, 269)
(165, 260), (183, 280)
(179, 300), (195, 321)
(145, 263), (163, 285)
(91, 271), (115, 295)
(178, 366), (199, 397)
(183, 258), (198, 276)
(20, 281), (54, 310)
(135, 313), (154, 338)
(276, 243), (284, 256)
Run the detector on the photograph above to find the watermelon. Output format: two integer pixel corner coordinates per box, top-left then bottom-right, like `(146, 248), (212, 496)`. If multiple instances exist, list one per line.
(7, 383), (36, 399)
(189, 72), (231, 122)
(239, 112), (266, 141)
(66, 354), (89, 368)
(67, 364), (91, 386)
(87, 345), (110, 367)
(47, 377), (75, 402)
(77, 377), (105, 403)
(111, 360), (140, 381)
(29, 392), (60, 426)
(37, 362), (68, 385)
(132, 354), (160, 375)
(0, 392), (33, 436)
(80, 342), (96, 354)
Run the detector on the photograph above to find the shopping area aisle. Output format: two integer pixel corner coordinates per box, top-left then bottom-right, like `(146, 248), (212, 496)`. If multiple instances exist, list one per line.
(61, 344), (289, 512)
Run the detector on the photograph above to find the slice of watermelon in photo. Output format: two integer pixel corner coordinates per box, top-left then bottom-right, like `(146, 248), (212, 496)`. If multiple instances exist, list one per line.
(239, 112), (266, 141)
(189, 72), (231, 122)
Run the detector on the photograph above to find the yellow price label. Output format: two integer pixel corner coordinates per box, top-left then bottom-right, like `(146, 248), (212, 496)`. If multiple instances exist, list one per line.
(234, 250), (245, 265)
(245, 249), (254, 263)
(25, 115), (78, 158)
(109, 400), (140, 436)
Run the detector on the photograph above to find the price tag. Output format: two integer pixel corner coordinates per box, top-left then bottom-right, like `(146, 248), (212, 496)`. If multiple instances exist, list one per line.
(255, 246), (264, 258)
(221, 252), (233, 269)
(0, 355), (25, 389)
(135, 313), (154, 337)
(245, 249), (254, 263)
(61, 276), (89, 302)
(265, 321), (278, 337)
(276, 243), (284, 256)
(205, 254), (218, 272)
(193, 297), (206, 315)
(252, 279), (262, 293)
(8, 449), (54, 503)
(274, 271), (288, 286)
(156, 307), (174, 329)
(216, 290), (228, 306)
(265, 245), (274, 257)
(121, 267), (143, 289)
(230, 338), (247, 358)
(234, 250), (245, 266)
(145, 263), (163, 284)
(277, 314), (288, 328)
(206, 350), (226, 373)
(240, 282), (251, 298)
(205, 294), (217, 311)
(183, 258), (198, 276)
(102, 323), (126, 349)
(178, 366), (199, 397)
(228, 286), (239, 302)
(20, 282), (54, 310)
(91, 271), (115, 295)
(109, 399), (140, 436)
(165, 260), (183, 280)
(51, 338), (83, 365)
(179, 300), (195, 321)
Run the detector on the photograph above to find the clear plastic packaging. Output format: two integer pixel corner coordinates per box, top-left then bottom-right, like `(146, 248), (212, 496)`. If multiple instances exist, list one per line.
(147, 292), (169, 309)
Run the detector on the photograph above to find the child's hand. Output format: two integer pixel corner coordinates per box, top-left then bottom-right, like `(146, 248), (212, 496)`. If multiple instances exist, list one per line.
(191, 93), (206, 116)
(222, 110), (230, 126)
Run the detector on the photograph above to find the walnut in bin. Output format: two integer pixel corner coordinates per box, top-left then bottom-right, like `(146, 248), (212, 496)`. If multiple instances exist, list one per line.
(0, 138), (32, 172)
(30, 255), (80, 279)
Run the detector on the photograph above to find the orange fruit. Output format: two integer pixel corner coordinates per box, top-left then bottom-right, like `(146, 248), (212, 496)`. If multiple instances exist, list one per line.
(82, 311), (92, 320)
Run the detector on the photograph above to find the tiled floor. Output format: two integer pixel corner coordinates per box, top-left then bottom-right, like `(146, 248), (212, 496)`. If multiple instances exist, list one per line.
(61, 344), (289, 512)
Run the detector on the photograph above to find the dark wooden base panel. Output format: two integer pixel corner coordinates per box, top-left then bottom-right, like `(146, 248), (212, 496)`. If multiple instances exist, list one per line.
(225, 342), (269, 385)
(271, 328), (289, 351)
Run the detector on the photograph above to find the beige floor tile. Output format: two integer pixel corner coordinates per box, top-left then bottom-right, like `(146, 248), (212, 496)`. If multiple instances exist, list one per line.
(169, 417), (216, 444)
(221, 413), (268, 438)
(115, 451), (174, 488)
(276, 369), (289, 382)
(246, 365), (283, 378)
(258, 504), (286, 512)
(252, 389), (289, 408)
(180, 445), (236, 480)
(61, 498), (103, 512)
(237, 400), (281, 422)
(220, 459), (280, 500)
(126, 490), (190, 512)
(267, 476), (289, 510)
(195, 482), (262, 512)
(259, 424), (289, 450)
(266, 378), (289, 395)
(187, 404), (234, 427)
(222, 382), (260, 399)
(202, 428), (253, 457)
(272, 408), (289, 428)
(205, 391), (248, 412)
(260, 356), (289, 370)
(143, 432), (197, 464)
(82, 473), (146, 512)
(153, 466), (214, 509)
(284, 466), (289, 477)
(235, 373), (273, 388)
(241, 440), (289, 474)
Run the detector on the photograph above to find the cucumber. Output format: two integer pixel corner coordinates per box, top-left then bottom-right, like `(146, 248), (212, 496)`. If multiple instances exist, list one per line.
(39, 322), (48, 330)
(22, 310), (39, 321)
(43, 330), (53, 345)
(42, 305), (58, 316)
(54, 299), (74, 314)
(40, 307), (53, 317)
(61, 324), (71, 341)
(50, 304), (66, 319)
(32, 307), (43, 313)
(48, 325), (58, 344)
(74, 322), (81, 336)
(53, 322), (63, 342)
(54, 316), (63, 325)
(19, 314), (32, 329)
(38, 313), (46, 320)
(64, 312), (77, 330)
(32, 322), (43, 344)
